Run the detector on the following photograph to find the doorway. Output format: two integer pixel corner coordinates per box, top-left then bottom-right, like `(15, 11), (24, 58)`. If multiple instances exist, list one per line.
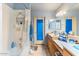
(66, 19), (72, 34)
(34, 17), (45, 44)
(37, 19), (43, 40)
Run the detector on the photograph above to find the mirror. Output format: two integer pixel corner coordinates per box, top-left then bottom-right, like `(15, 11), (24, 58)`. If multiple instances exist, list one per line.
(56, 20), (61, 30)
(48, 19), (61, 30)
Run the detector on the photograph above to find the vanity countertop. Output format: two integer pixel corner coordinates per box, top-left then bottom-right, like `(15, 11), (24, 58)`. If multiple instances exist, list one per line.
(48, 33), (58, 37)
(48, 33), (79, 56)
(53, 39), (79, 56)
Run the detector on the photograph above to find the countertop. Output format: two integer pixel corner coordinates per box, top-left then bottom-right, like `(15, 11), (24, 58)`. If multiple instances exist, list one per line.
(48, 33), (79, 56)
(48, 33), (58, 38)
(53, 39), (79, 56)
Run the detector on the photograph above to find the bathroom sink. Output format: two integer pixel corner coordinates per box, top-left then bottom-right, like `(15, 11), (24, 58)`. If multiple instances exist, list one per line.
(68, 39), (79, 50)
(73, 44), (79, 50)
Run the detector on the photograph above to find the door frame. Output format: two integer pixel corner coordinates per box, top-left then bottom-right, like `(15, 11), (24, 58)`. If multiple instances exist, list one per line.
(64, 16), (77, 35)
(34, 16), (45, 44)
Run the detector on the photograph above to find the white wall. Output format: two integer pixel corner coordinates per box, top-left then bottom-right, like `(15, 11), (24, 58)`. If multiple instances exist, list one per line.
(2, 4), (14, 54)
(0, 4), (2, 53)
(77, 16), (79, 35)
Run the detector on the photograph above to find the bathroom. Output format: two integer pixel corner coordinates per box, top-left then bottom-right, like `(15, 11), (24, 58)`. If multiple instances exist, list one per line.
(0, 3), (79, 56)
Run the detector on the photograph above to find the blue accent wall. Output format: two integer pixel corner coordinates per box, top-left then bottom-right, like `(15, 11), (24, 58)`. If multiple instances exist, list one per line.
(66, 19), (72, 34)
(37, 19), (43, 40)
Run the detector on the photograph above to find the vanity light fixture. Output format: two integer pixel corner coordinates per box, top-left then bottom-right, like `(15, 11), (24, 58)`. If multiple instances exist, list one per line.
(56, 10), (67, 17)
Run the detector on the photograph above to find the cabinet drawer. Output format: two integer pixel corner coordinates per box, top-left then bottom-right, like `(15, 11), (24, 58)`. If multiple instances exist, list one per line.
(53, 42), (63, 54)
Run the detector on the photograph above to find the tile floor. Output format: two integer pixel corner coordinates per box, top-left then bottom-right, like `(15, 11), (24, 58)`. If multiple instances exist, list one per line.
(21, 45), (50, 56)
(30, 45), (50, 56)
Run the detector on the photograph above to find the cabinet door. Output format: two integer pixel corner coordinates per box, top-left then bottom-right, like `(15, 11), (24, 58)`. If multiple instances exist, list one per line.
(48, 39), (57, 56)
(45, 35), (49, 44)
(63, 48), (72, 56)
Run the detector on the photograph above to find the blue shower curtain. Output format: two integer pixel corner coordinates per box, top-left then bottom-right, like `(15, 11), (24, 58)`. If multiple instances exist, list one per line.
(29, 21), (33, 41)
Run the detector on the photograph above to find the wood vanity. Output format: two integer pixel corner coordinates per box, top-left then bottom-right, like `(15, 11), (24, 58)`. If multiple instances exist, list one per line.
(45, 33), (74, 56)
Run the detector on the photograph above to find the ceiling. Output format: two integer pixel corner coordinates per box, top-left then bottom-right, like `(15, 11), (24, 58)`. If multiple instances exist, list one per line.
(31, 3), (62, 12)
(7, 3), (79, 12)
(7, 3), (31, 10)
(56, 3), (79, 11)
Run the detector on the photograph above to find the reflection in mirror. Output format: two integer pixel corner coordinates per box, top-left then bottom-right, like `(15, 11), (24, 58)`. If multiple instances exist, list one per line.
(48, 19), (61, 30)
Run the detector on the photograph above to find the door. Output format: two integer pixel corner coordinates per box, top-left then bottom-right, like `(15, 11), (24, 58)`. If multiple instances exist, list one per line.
(37, 19), (43, 40)
(66, 19), (72, 34)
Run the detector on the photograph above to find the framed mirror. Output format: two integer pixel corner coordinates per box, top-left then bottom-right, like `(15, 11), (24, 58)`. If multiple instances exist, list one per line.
(48, 19), (61, 30)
